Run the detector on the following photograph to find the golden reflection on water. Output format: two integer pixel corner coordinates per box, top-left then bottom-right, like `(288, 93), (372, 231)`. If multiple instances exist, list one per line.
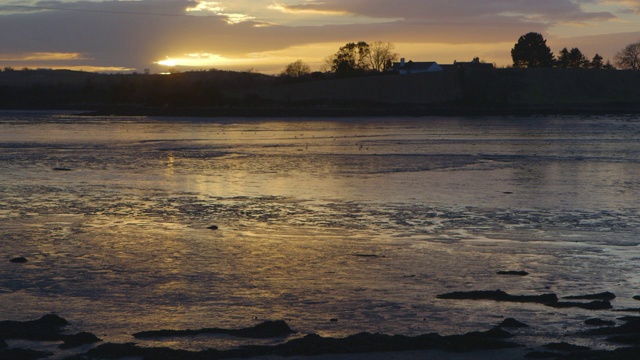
(164, 151), (175, 176)
(1, 114), (640, 351)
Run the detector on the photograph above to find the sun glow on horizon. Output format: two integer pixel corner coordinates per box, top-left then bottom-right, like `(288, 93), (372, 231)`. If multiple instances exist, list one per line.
(155, 53), (258, 68)
(157, 58), (178, 67)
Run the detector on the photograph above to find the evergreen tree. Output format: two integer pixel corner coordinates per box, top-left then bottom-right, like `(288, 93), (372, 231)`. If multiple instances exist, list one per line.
(568, 48), (589, 68)
(590, 54), (604, 69)
(511, 32), (555, 68)
(557, 48), (570, 68)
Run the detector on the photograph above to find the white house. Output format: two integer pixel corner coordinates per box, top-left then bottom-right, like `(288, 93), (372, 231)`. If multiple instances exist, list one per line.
(391, 58), (443, 75)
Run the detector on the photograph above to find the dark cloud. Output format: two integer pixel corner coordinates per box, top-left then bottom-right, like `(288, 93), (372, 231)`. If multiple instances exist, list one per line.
(280, 0), (615, 23)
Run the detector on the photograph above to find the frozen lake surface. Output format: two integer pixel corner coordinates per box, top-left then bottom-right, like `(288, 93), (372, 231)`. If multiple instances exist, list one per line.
(0, 112), (639, 354)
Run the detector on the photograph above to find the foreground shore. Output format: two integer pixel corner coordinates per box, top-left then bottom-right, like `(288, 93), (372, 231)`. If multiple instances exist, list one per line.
(4, 288), (640, 360)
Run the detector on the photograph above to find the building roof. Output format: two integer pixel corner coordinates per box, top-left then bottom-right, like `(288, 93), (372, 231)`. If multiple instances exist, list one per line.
(391, 60), (439, 72)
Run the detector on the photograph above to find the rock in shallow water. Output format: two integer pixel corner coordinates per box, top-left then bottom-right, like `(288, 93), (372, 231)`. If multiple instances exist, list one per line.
(437, 290), (558, 304)
(563, 291), (616, 300)
(498, 318), (529, 328)
(0, 314), (69, 341)
(60, 331), (102, 349)
(585, 318), (615, 327)
(543, 342), (590, 352)
(547, 300), (612, 310)
(497, 270), (529, 276)
(133, 320), (295, 339)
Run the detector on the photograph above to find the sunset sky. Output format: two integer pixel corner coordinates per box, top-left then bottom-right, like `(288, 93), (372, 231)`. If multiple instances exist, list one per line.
(2, 0), (640, 74)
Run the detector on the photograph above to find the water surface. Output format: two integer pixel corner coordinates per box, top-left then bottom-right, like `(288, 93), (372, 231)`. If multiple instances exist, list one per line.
(1, 112), (639, 353)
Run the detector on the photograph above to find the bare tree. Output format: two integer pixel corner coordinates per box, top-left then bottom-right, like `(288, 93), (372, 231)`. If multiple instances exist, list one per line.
(366, 41), (398, 72)
(281, 60), (311, 78)
(614, 41), (640, 70)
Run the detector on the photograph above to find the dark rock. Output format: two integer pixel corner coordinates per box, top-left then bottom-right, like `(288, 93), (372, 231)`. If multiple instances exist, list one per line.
(634, 295), (640, 301)
(585, 318), (615, 326)
(497, 270), (529, 276)
(52, 167), (72, 171)
(0, 339), (6, 349)
(60, 331), (102, 349)
(498, 318), (529, 328)
(546, 300), (612, 310)
(35, 314), (69, 327)
(0, 314), (69, 341)
(618, 316), (640, 322)
(437, 290), (558, 304)
(207, 225), (219, 230)
(583, 319), (640, 335)
(133, 320), (295, 339)
(563, 291), (616, 300)
(329, 318), (338, 322)
(525, 351), (562, 358)
(87, 343), (157, 359)
(543, 342), (590, 352)
(9, 257), (27, 263)
(438, 327), (518, 352)
(230, 320), (295, 338)
(0, 348), (54, 360)
(613, 308), (640, 313)
(483, 326), (514, 339)
(95, 326), (522, 359)
(560, 347), (640, 360)
(607, 334), (640, 345)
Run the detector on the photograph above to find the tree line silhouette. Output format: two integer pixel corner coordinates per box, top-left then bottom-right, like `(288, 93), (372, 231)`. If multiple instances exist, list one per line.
(2, 33), (640, 112)
(510, 32), (631, 69)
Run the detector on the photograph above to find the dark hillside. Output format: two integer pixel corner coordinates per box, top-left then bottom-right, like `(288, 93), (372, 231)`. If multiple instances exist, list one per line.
(1, 68), (640, 115)
(0, 69), (274, 109)
(226, 71), (461, 105)
(228, 68), (640, 113)
(497, 68), (640, 106)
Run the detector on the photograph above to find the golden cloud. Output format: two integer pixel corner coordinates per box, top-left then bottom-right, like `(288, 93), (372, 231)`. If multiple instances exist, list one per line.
(268, 2), (351, 16)
(0, 52), (88, 61)
(186, 0), (255, 24)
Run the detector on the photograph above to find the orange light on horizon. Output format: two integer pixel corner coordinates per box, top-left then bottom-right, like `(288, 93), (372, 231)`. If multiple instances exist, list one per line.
(155, 53), (264, 69)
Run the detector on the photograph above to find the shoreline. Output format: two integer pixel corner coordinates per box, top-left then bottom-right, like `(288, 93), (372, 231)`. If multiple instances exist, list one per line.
(4, 289), (640, 360)
(75, 103), (640, 118)
(5, 102), (640, 119)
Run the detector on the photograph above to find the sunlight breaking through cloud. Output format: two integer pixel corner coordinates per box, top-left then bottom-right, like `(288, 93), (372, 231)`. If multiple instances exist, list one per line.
(185, 0), (225, 13)
(268, 2), (351, 15)
(185, 0), (255, 23)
